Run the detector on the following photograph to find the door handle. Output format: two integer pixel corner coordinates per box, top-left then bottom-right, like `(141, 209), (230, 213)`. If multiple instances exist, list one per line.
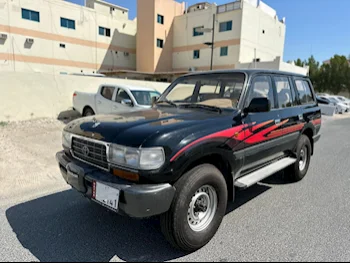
(97, 101), (102, 104)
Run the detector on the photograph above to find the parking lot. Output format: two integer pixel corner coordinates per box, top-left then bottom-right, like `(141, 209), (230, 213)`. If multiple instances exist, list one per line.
(1, 115), (350, 262)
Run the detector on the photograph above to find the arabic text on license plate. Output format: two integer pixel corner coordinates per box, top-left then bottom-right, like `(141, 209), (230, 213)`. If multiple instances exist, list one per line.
(93, 181), (120, 211)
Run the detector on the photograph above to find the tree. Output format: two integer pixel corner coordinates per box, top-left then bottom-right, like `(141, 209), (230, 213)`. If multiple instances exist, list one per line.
(294, 58), (305, 67)
(323, 55), (350, 95)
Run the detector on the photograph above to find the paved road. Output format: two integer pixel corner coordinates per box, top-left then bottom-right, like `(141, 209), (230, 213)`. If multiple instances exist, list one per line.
(1, 116), (350, 262)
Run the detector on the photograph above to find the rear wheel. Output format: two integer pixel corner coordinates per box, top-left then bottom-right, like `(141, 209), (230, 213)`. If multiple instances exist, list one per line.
(83, 107), (95, 117)
(160, 164), (228, 252)
(286, 135), (312, 182)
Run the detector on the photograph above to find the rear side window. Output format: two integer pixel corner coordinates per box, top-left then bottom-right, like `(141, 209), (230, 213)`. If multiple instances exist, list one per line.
(247, 76), (275, 109)
(101, 87), (115, 100)
(295, 79), (315, 105)
(274, 76), (296, 108)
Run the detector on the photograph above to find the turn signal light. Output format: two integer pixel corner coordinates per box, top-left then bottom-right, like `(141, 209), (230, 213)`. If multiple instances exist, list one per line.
(113, 169), (139, 182)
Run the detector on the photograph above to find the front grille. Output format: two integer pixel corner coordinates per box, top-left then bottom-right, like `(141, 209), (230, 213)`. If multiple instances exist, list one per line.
(72, 137), (109, 170)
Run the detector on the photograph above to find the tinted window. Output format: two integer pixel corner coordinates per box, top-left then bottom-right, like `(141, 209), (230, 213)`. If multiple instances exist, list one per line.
(157, 14), (164, 24)
(101, 87), (115, 100)
(61, 18), (75, 30)
(219, 21), (232, 32)
(22, 8), (40, 22)
(193, 26), (204, 37)
(193, 50), (200, 59)
(220, 46), (228, 56)
(274, 76), (295, 108)
(157, 39), (164, 48)
(295, 79), (315, 105)
(247, 76), (275, 109)
(116, 89), (131, 103)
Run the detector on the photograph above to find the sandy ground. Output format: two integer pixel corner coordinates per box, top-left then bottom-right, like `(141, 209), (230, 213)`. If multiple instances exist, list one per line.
(0, 119), (69, 206)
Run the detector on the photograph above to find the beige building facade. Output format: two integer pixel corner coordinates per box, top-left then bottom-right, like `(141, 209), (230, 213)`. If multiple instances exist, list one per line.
(0, 0), (137, 74)
(0, 0), (308, 76)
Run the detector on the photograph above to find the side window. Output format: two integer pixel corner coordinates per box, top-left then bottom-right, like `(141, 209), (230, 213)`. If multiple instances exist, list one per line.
(101, 87), (115, 101)
(116, 89), (132, 103)
(274, 76), (295, 108)
(295, 79), (315, 105)
(247, 76), (275, 109)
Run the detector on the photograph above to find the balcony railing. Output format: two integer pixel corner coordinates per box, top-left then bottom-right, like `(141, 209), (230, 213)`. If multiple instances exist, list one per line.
(217, 1), (241, 13)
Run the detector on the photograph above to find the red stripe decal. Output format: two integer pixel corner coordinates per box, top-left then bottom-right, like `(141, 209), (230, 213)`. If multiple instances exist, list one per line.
(170, 124), (247, 162)
(245, 120), (288, 144)
(252, 120), (274, 132)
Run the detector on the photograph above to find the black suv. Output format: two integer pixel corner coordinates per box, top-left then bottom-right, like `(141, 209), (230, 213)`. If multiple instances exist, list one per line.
(56, 70), (321, 252)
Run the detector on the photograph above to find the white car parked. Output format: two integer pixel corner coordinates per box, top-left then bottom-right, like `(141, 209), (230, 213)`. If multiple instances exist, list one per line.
(73, 84), (161, 116)
(320, 96), (349, 114)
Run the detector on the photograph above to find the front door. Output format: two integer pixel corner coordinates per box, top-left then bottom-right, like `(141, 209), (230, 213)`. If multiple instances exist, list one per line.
(241, 75), (284, 174)
(112, 88), (134, 113)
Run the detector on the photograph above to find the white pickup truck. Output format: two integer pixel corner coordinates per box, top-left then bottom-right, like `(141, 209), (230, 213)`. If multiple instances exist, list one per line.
(73, 84), (162, 116)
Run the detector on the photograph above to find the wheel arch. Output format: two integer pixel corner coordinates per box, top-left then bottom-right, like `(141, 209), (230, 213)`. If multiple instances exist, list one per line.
(82, 106), (95, 116)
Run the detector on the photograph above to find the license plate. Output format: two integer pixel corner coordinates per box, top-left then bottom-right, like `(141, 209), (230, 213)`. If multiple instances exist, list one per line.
(93, 181), (120, 211)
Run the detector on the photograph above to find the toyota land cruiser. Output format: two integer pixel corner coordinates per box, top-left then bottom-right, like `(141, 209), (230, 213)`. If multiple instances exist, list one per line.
(56, 70), (321, 252)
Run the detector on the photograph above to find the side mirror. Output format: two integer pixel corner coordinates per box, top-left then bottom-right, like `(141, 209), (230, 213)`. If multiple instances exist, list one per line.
(244, 97), (271, 114)
(121, 99), (133, 107)
(152, 96), (159, 106)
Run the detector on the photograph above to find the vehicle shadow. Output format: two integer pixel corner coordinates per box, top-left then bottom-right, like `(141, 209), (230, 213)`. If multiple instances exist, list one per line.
(6, 182), (276, 262)
(6, 190), (187, 262)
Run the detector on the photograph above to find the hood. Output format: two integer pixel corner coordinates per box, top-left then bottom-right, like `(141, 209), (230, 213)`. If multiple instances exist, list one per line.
(65, 107), (238, 147)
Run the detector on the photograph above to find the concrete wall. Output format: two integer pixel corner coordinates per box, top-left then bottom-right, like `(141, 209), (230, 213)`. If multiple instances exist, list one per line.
(239, 0), (286, 63)
(0, 72), (170, 122)
(0, 0), (136, 75)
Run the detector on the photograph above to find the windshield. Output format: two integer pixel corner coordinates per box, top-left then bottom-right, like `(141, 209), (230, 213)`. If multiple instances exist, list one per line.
(328, 98), (337, 103)
(160, 73), (245, 109)
(131, 90), (161, 106)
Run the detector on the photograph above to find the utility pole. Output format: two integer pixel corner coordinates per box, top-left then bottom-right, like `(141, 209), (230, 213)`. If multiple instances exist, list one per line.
(210, 13), (215, 71)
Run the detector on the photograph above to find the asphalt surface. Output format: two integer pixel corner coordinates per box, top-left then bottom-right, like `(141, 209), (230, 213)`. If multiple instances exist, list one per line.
(1, 116), (350, 262)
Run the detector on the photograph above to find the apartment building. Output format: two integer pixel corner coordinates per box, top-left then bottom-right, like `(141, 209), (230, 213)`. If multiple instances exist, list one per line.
(0, 0), (307, 76)
(0, 0), (137, 74)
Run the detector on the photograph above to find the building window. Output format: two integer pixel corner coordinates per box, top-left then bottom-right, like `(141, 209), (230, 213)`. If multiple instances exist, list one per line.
(21, 8), (40, 22)
(61, 18), (75, 30)
(193, 26), (204, 37)
(59, 43), (66, 48)
(99, 26), (111, 37)
(157, 14), (164, 25)
(220, 46), (228, 56)
(193, 50), (200, 59)
(157, 39), (164, 48)
(219, 21), (232, 32)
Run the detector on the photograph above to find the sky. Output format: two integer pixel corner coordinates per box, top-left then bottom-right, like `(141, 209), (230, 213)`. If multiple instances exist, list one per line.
(68, 0), (350, 63)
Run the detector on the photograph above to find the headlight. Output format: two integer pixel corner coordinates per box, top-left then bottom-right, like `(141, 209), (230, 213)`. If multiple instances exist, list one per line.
(62, 131), (72, 148)
(109, 144), (165, 170)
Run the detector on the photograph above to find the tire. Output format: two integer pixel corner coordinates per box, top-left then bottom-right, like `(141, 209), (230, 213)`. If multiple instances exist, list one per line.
(160, 164), (228, 252)
(286, 135), (312, 182)
(83, 107), (95, 117)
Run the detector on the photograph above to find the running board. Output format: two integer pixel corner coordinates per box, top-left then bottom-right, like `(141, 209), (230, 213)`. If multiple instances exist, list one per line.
(234, 157), (297, 189)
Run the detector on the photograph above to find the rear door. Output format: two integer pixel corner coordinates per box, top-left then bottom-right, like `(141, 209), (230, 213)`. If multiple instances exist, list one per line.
(96, 86), (115, 114)
(241, 74), (284, 173)
(273, 75), (303, 152)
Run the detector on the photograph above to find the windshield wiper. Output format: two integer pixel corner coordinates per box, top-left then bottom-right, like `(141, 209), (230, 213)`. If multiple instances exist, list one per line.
(180, 104), (222, 113)
(155, 99), (178, 107)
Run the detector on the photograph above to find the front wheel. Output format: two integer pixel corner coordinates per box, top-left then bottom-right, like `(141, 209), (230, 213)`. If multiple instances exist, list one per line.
(83, 107), (95, 117)
(286, 135), (312, 182)
(160, 164), (228, 252)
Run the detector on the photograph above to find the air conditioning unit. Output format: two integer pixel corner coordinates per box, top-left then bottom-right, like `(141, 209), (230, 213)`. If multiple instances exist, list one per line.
(26, 38), (34, 44)
(124, 52), (129, 57)
(0, 33), (7, 40)
(189, 67), (197, 72)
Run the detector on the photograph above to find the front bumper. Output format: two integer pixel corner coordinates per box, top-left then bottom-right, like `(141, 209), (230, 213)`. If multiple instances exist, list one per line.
(56, 151), (175, 218)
